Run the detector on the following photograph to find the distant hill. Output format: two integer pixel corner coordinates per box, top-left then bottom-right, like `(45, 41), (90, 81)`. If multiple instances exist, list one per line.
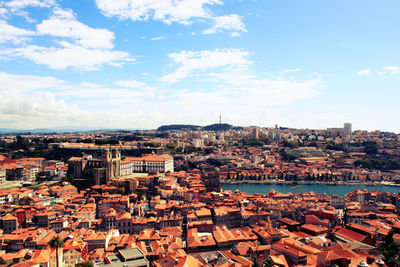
(158, 123), (242, 132)
(202, 123), (233, 131)
(0, 126), (136, 134)
(157, 124), (201, 131)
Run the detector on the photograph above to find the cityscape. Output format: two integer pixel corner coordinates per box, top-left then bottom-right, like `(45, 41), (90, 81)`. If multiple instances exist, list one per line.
(1, 123), (400, 266)
(1, 0), (400, 267)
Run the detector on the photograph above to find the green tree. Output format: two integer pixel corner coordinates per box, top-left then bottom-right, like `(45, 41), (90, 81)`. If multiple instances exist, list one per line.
(48, 236), (65, 267)
(165, 142), (177, 150)
(75, 261), (94, 267)
(364, 141), (378, 155)
(145, 141), (161, 148)
(282, 140), (299, 148)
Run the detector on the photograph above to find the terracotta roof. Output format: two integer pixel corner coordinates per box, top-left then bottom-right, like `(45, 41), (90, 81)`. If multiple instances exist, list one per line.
(332, 226), (367, 242)
(2, 213), (17, 221)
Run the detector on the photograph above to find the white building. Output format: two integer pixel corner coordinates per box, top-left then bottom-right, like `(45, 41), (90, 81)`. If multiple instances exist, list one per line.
(120, 154), (174, 175)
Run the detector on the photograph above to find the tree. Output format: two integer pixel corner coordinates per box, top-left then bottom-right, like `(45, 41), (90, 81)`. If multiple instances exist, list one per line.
(165, 142), (177, 150)
(364, 141), (378, 155)
(75, 261), (94, 267)
(48, 236), (65, 267)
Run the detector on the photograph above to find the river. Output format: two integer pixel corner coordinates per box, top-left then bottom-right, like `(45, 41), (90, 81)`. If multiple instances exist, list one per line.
(221, 183), (400, 196)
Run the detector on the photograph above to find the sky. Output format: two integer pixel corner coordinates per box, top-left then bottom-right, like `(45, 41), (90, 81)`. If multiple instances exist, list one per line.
(1, 0), (400, 132)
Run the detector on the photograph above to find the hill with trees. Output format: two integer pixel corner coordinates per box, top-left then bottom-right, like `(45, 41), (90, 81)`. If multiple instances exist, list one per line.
(158, 123), (242, 131)
(157, 124), (201, 131)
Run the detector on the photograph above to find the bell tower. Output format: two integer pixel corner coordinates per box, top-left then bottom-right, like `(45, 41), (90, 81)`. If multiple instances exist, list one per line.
(111, 148), (121, 178)
(102, 148), (112, 181)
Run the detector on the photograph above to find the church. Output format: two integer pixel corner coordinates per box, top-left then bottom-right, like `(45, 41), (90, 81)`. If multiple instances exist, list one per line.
(67, 148), (174, 188)
(67, 148), (121, 187)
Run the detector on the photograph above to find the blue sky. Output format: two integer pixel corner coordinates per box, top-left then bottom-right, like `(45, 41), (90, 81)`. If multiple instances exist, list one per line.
(1, 0), (400, 132)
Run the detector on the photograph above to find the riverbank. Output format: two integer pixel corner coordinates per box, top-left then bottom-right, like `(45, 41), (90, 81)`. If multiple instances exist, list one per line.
(220, 180), (400, 187)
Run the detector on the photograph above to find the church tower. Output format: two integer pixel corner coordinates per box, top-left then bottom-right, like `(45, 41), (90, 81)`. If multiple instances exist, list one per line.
(102, 148), (112, 181)
(111, 148), (121, 178)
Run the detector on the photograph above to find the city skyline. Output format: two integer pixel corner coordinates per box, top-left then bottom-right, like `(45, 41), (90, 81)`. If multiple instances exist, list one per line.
(1, 0), (400, 132)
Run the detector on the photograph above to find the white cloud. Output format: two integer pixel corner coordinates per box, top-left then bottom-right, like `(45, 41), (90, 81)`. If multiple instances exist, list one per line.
(0, 19), (34, 43)
(357, 66), (400, 76)
(283, 68), (302, 73)
(199, 67), (320, 106)
(0, 68), (322, 129)
(94, 0), (244, 36)
(116, 79), (146, 88)
(383, 66), (400, 75)
(1, 8), (134, 70)
(0, 8), (7, 17)
(95, 0), (222, 24)
(0, 71), (66, 91)
(4, 0), (55, 11)
(357, 69), (372, 76)
(0, 71), (160, 129)
(161, 48), (251, 82)
(151, 36), (166, 41)
(157, 48), (321, 127)
(36, 8), (115, 49)
(202, 14), (246, 35)
(1, 0), (54, 19)
(0, 71), (83, 128)
(12, 43), (134, 70)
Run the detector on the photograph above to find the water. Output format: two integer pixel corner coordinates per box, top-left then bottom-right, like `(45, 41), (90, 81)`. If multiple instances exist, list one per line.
(221, 183), (400, 196)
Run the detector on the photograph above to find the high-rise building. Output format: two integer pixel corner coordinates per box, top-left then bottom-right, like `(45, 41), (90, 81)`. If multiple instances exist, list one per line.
(344, 123), (352, 134)
(253, 127), (259, 140)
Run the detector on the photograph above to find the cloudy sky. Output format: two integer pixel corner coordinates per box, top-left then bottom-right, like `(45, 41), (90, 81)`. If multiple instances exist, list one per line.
(1, 0), (400, 131)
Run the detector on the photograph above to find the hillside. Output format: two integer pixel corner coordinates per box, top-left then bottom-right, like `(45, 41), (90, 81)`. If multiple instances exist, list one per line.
(158, 123), (242, 132)
(157, 124), (201, 131)
(202, 123), (233, 131)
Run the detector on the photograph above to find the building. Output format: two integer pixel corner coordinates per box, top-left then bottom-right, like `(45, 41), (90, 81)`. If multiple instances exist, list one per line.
(67, 148), (121, 187)
(68, 150), (173, 187)
(253, 127), (259, 140)
(6, 166), (24, 181)
(63, 239), (88, 267)
(1, 214), (18, 234)
(97, 196), (130, 218)
(344, 123), (352, 134)
(0, 167), (5, 183)
(123, 154), (174, 174)
(102, 248), (149, 267)
(327, 122), (352, 137)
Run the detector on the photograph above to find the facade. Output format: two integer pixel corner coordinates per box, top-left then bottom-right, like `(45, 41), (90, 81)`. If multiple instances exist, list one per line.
(102, 148), (121, 180)
(6, 166), (24, 181)
(327, 122), (352, 137)
(121, 155), (174, 175)
(1, 214), (18, 234)
(68, 150), (173, 187)
(344, 123), (352, 134)
(68, 149), (121, 187)
(0, 167), (5, 183)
